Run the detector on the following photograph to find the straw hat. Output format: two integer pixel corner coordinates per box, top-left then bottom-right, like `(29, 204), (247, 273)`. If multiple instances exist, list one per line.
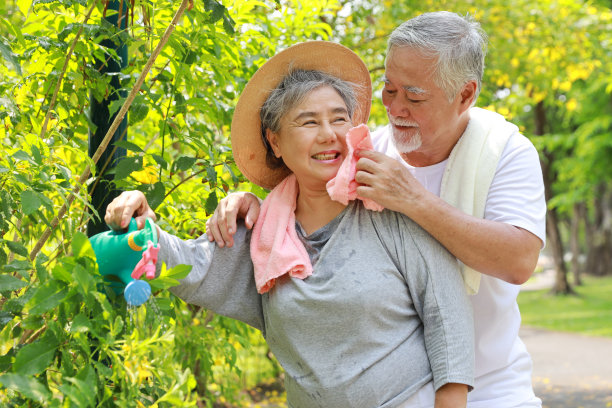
(231, 41), (372, 190)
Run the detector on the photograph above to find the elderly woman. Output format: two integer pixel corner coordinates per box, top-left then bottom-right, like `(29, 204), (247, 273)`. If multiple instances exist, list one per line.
(105, 42), (474, 408)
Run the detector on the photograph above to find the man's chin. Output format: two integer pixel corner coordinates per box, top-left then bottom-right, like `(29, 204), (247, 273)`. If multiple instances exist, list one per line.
(391, 130), (422, 154)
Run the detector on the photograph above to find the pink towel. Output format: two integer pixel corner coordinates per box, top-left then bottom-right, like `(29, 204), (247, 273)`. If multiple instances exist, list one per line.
(326, 124), (384, 211)
(250, 174), (312, 294)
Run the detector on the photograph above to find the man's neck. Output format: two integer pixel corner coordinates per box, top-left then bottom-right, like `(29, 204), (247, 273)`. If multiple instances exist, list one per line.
(398, 113), (471, 167)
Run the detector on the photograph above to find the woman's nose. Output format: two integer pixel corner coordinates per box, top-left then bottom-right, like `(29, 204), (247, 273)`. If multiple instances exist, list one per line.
(318, 121), (337, 143)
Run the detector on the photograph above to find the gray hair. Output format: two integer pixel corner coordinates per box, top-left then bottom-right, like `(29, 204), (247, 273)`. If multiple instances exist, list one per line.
(260, 69), (358, 170)
(387, 11), (487, 104)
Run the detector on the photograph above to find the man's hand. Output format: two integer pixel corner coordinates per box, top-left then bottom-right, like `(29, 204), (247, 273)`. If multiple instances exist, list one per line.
(206, 192), (261, 247)
(354, 149), (427, 216)
(354, 149), (541, 283)
(104, 190), (156, 231)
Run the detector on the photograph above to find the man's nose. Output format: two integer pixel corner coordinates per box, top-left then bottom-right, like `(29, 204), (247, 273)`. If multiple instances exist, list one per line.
(389, 95), (410, 117)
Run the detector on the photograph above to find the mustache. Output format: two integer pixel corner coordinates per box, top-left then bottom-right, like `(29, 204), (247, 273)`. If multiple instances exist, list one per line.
(389, 116), (419, 127)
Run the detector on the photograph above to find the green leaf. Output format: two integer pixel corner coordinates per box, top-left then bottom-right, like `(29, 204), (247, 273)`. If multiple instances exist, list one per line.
(0, 38), (21, 75)
(204, 191), (218, 215)
(114, 156), (143, 180)
(12, 150), (35, 164)
(174, 156), (197, 172)
(0, 373), (51, 403)
(113, 140), (143, 153)
(21, 190), (42, 216)
(2, 259), (31, 273)
(222, 14), (236, 35)
(0, 311), (13, 328)
(35, 253), (49, 281)
(0, 248), (6, 268)
(152, 154), (168, 170)
(72, 264), (94, 294)
(72, 231), (95, 259)
(146, 181), (166, 211)
(166, 264), (192, 280)
(33, 0), (88, 6)
(13, 333), (58, 376)
(0, 274), (27, 291)
(70, 313), (91, 334)
(204, 0), (225, 23)
(129, 102), (149, 125)
(25, 281), (68, 315)
(5, 240), (29, 258)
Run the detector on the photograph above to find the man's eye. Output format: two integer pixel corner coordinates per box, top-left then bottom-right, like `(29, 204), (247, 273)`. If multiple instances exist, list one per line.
(384, 88), (397, 95)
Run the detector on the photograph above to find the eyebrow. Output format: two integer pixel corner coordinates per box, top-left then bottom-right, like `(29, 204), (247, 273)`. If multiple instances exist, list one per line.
(293, 107), (349, 121)
(382, 76), (427, 95)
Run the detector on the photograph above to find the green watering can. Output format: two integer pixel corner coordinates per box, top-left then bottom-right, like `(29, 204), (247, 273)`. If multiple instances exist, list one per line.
(90, 218), (159, 306)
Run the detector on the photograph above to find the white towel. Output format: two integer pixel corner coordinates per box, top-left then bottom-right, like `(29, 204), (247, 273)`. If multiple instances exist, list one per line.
(440, 107), (517, 295)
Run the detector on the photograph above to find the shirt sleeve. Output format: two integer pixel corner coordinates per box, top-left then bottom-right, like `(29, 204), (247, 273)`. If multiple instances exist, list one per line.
(157, 223), (265, 331)
(395, 216), (475, 392)
(485, 133), (546, 246)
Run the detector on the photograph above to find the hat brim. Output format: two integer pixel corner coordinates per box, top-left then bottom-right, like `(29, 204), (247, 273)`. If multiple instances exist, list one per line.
(231, 41), (372, 190)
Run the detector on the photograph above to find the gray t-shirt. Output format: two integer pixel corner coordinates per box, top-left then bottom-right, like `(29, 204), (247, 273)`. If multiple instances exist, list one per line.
(159, 202), (474, 408)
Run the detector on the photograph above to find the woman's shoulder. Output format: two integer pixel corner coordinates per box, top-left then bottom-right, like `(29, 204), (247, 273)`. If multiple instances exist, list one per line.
(348, 201), (430, 239)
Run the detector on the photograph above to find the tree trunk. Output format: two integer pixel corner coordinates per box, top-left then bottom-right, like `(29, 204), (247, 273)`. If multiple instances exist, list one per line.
(570, 203), (583, 285)
(535, 101), (572, 294)
(585, 184), (612, 276)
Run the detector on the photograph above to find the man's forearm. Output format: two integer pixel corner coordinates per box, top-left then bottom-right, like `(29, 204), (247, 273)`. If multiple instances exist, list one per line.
(406, 191), (542, 284)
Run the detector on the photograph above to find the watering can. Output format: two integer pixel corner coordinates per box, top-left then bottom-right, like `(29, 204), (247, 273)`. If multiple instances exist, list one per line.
(90, 218), (159, 306)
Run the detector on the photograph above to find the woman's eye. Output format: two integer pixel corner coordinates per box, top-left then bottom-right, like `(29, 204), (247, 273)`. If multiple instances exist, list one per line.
(334, 117), (347, 123)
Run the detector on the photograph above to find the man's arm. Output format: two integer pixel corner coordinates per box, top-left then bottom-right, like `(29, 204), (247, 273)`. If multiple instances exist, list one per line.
(205, 192), (261, 248)
(355, 149), (542, 284)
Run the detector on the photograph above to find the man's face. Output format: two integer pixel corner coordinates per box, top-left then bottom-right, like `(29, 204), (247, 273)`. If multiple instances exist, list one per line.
(382, 46), (466, 164)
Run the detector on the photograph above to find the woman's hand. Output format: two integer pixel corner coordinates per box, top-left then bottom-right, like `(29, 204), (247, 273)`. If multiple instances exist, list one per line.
(104, 190), (156, 231)
(206, 192), (261, 247)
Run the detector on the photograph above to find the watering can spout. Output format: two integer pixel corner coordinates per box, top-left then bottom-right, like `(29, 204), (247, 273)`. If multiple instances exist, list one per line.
(89, 218), (159, 306)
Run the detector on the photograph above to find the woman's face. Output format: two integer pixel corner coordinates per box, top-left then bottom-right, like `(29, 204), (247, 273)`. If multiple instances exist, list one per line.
(266, 86), (353, 189)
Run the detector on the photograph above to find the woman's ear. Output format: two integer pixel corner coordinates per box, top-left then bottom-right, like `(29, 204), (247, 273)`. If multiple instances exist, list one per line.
(266, 129), (282, 158)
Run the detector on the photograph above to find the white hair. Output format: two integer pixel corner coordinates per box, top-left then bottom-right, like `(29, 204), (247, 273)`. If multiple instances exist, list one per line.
(387, 11), (488, 104)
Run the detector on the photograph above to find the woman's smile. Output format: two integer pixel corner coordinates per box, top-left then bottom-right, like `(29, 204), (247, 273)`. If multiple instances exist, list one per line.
(311, 150), (342, 162)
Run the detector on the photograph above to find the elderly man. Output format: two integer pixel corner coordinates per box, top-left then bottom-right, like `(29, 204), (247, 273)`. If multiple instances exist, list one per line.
(204, 11), (546, 408)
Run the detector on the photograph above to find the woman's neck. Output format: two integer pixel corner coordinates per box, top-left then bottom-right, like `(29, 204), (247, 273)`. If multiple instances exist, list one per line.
(295, 183), (346, 235)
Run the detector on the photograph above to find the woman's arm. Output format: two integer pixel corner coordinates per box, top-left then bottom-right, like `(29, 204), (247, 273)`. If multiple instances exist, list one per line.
(394, 216), (475, 396)
(159, 226), (264, 331)
(435, 383), (468, 408)
(104, 190), (264, 330)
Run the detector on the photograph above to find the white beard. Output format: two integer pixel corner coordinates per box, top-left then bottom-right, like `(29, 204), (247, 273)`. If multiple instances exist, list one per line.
(389, 119), (422, 153)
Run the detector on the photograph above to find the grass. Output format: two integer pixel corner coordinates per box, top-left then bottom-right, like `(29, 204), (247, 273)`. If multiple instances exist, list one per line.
(518, 274), (612, 337)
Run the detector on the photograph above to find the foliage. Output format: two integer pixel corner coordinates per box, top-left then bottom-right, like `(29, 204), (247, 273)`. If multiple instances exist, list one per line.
(518, 275), (612, 337)
(0, 0), (340, 405)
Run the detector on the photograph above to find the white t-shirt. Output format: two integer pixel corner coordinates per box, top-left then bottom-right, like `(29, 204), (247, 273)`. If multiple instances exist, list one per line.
(371, 121), (546, 408)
